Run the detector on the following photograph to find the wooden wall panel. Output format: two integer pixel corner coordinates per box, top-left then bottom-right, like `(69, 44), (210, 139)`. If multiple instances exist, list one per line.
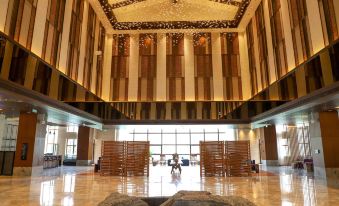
(269, 0), (288, 79)
(111, 34), (130, 101)
(83, 5), (96, 90)
(225, 140), (251, 177)
(42, 0), (66, 67)
(4, 0), (37, 50)
(288, 0), (312, 65)
(67, 0), (84, 81)
(14, 113), (37, 167)
(194, 33), (213, 100)
(200, 141), (224, 177)
(138, 33), (157, 101)
(255, 2), (270, 89)
(166, 33), (185, 101)
(77, 126), (91, 161)
(221, 33), (243, 100)
(95, 23), (105, 97)
(318, 0), (339, 45)
(246, 21), (258, 95)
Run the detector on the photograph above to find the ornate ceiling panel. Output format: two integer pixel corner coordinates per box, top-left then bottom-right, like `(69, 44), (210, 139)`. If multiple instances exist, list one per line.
(99, 0), (251, 30)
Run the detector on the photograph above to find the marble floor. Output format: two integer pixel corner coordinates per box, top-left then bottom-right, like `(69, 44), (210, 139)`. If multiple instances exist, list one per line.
(0, 165), (339, 206)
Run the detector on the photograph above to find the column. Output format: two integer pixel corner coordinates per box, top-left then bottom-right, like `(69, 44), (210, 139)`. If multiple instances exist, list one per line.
(211, 33), (224, 100)
(184, 34), (195, 101)
(13, 112), (46, 176)
(310, 111), (339, 188)
(76, 126), (93, 166)
(156, 33), (167, 101)
(259, 125), (279, 166)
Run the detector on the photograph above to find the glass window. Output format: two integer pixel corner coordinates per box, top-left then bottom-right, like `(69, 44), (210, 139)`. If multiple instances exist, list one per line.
(162, 145), (176, 154)
(134, 134), (147, 141)
(44, 126), (58, 154)
(66, 126), (78, 133)
(177, 133), (190, 144)
(205, 132), (218, 141)
(191, 133), (204, 144)
(150, 145), (161, 155)
(65, 138), (77, 159)
(163, 133), (175, 144)
(177, 145), (190, 155)
(191, 146), (200, 154)
(148, 133), (161, 144)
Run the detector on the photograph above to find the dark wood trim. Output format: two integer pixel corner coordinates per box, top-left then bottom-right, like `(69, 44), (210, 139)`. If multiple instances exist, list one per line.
(111, 0), (146, 9)
(250, 81), (339, 124)
(0, 78), (103, 125)
(209, 0), (242, 7)
(103, 119), (251, 125)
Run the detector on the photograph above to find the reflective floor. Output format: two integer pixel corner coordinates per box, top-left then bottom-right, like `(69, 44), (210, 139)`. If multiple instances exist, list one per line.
(0, 166), (339, 206)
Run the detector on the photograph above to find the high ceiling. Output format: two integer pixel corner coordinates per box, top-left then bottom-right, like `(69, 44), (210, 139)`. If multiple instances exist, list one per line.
(97, 0), (253, 30)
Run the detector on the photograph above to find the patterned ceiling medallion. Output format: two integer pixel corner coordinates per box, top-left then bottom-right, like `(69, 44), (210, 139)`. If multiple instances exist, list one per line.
(98, 0), (251, 30)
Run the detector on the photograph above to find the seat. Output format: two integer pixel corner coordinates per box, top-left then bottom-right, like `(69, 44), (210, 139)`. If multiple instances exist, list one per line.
(190, 154), (198, 166)
(159, 154), (166, 166)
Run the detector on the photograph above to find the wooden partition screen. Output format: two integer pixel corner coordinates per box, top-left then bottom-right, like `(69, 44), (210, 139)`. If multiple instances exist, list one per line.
(125, 141), (150, 176)
(100, 141), (125, 176)
(225, 140), (251, 177)
(100, 141), (150, 176)
(200, 141), (225, 177)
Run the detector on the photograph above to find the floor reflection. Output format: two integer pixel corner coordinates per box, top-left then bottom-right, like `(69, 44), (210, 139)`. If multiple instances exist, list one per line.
(40, 180), (55, 206)
(0, 166), (338, 205)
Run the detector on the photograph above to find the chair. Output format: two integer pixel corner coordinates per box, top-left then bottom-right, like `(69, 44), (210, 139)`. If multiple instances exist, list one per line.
(190, 154), (198, 166)
(159, 154), (166, 166)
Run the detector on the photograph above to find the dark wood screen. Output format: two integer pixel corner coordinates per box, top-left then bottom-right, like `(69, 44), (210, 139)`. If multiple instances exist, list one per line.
(200, 141), (225, 177)
(100, 141), (125, 176)
(100, 141), (150, 176)
(225, 140), (251, 177)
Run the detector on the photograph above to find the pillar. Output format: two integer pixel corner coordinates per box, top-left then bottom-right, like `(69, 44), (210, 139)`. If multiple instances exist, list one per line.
(259, 125), (278, 166)
(310, 111), (339, 188)
(13, 112), (46, 176)
(76, 126), (93, 166)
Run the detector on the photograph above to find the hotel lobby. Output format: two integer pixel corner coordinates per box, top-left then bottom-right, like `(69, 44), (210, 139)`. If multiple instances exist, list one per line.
(1, 0), (339, 205)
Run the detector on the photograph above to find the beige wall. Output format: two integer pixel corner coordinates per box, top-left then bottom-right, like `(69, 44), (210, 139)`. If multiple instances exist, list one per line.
(237, 128), (260, 164)
(93, 129), (116, 164)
